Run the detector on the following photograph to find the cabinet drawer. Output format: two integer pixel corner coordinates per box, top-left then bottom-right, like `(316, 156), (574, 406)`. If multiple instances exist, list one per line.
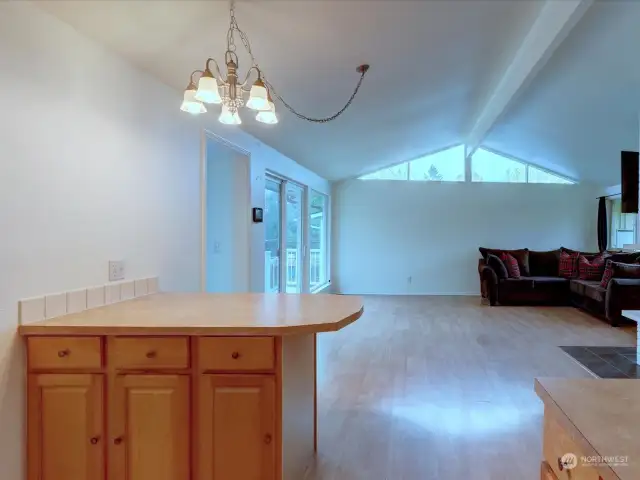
(109, 337), (189, 369)
(28, 337), (102, 370)
(199, 337), (275, 371)
(543, 414), (602, 480)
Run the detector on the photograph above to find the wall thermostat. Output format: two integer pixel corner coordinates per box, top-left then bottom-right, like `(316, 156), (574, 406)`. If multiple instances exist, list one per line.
(252, 207), (264, 223)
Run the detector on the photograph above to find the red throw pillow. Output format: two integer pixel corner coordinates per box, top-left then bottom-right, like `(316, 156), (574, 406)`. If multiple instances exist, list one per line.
(601, 261), (614, 288)
(559, 251), (579, 278)
(578, 254), (606, 280)
(500, 252), (521, 279)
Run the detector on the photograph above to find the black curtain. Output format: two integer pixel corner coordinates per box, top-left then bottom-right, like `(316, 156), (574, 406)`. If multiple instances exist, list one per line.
(597, 196), (608, 252)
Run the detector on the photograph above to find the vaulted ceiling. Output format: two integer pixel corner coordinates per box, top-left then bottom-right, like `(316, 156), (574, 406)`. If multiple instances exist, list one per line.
(34, 0), (639, 185)
(484, 0), (640, 186)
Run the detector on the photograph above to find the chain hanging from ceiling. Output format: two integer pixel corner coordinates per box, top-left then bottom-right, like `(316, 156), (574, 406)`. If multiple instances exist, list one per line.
(180, 0), (370, 125)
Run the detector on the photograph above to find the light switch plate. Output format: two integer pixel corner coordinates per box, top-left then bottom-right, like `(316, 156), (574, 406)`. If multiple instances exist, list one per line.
(109, 260), (125, 281)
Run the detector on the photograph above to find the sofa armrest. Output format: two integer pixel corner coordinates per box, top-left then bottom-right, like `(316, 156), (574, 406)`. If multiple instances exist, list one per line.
(605, 278), (640, 326)
(479, 264), (498, 305)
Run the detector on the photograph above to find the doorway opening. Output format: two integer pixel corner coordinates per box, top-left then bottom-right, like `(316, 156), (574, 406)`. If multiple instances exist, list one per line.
(200, 131), (251, 293)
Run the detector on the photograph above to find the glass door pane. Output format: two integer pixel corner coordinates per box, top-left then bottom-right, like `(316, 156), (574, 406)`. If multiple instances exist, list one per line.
(285, 183), (304, 293)
(309, 191), (328, 290)
(264, 177), (281, 293)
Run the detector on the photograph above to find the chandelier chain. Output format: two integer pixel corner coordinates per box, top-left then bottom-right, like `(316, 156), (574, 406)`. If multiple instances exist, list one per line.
(227, 0), (369, 123)
(226, 0), (238, 53)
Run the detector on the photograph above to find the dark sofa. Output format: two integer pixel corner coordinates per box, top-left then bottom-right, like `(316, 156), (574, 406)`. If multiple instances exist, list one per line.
(478, 248), (640, 326)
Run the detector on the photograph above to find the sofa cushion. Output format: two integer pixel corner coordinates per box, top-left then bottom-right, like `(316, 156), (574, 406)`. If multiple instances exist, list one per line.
(607, 251), (640, 264)
(486, 253), (508, 280)
(528, 249), (561, 277)
(500, 252), (521, 279)
(602, 261), (640, 289)
(611, 261), (640, 279)
(578, 253), (607, 281)
(529, 276), (569, 284)
(601, 260), (614, 288)
(559, 251), (580, 278)
(501, 277), (534, 291)
(584, 283), (606, 303)
(479, 248), (530, 276)
(562, 247), (600, 257)
(570, 279), (599, 296)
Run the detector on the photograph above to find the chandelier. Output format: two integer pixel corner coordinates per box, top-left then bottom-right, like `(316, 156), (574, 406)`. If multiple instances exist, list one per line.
(180, 0), (370, 125)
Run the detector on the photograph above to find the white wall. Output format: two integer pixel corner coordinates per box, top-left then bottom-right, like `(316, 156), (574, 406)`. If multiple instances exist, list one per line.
(205, 138), (250, 293)
(0, 3), (202, 476)
(0, 3), (329, 479)
(333, 181), (598, 295)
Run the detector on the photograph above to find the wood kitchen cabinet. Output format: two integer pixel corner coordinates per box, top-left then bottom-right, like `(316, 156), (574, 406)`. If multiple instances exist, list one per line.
(24, 334), (315, 480)
(27, 373), (104, 480)
(199, 375), (276, 480)
(20, 293), (364, 480)
(109, 374), (190, 480)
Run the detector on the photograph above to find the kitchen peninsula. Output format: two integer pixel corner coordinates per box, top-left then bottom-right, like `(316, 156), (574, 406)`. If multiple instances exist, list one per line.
(19, 292), (364, 480)
(536, 378), (640, 480)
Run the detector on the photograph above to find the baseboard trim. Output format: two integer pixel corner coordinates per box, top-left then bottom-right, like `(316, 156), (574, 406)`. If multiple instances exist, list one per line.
(335, 292), (481, 296)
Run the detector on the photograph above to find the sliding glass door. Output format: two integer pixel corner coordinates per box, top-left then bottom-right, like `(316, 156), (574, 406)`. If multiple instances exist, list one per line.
(309, 190), (328, 291)
(285, 183), (304, 293)
(264, 177), (282, 293)
(264, 175), (329, 293)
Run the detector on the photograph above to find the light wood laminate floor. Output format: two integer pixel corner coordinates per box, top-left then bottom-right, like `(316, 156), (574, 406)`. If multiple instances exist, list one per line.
(307, 296), (636, 480)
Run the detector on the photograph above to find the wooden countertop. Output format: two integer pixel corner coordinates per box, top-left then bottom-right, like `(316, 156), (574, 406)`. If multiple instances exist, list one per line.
(18, 293), (364, 336)
(535, 378), (640, 480)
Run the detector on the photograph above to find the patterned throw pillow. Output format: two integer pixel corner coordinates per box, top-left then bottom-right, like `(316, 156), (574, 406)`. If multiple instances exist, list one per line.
(559, 251), (580, 278)
(578, 254), (607, 281)
(486, 253), (508, 279)
(600, 260), (614, 288)
(500, 252), (521, 279)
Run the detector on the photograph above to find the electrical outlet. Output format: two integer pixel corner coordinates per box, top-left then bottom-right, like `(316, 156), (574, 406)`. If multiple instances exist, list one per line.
(109, 260), (125, 281)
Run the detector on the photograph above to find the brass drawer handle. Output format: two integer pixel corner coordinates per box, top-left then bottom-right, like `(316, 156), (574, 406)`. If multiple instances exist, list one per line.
(90, 436), (100, 445)
(231, 351), (241, 360)
(146, 350), (157, 359)
(57, 349), (70, 358)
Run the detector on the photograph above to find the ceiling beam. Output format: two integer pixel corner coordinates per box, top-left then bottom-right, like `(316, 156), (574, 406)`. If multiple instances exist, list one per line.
(466, 0), (594, 156)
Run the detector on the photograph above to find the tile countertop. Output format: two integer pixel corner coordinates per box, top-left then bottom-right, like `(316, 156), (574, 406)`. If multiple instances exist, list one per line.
(18, 293), (365, 336)
(535, 378), (640, 480)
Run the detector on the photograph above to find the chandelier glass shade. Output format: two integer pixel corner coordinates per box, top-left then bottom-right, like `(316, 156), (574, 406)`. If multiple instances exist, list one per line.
(180, 81), (207, 114)
(180, 0), (370, 126)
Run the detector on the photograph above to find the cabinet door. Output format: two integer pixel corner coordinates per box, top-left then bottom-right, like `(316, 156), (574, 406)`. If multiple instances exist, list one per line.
(199, 375), (276, 480)
(27, 374), (104, 480)
(110, 375), (190, 480)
